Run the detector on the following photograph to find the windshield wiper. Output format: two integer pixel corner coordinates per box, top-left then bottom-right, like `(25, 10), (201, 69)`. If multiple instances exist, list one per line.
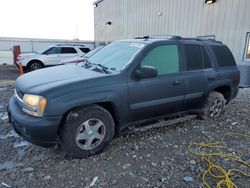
(82, 60), (111, 74)
(95, 64), (111, 74)
(82, 59), (92, 68)
(97, 64), (109, 70)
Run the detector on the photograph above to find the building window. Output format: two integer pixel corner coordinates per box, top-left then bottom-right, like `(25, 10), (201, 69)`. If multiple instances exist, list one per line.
(245, 33), (250, 61)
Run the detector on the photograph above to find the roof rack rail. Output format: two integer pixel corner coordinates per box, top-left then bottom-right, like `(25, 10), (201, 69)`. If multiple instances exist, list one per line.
(134, 35), (181, 40)
(181, 37), (222, 43)
(56, 44), (86, 46)
(150, 35), (182, 40)
(134, 35), (222, 43)
(134, 36), (150, 39)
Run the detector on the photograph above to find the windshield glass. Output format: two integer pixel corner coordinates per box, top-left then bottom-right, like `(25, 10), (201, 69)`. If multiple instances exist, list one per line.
(38, 46), (53, 54)
(86, 41), (145, 71)
(84, 46), (103, 58)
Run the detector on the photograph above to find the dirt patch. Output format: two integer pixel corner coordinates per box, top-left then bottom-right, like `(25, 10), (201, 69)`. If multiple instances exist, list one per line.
(0, 65), (20, 81)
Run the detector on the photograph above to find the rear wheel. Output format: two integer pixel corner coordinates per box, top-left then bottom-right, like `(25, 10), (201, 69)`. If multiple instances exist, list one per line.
(199, 91), (226, 120)
(59, 105), (115, 158)
(27, 61), (43, 71)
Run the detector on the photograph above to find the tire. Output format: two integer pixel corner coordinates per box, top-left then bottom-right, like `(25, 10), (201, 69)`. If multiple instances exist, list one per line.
(198, 91), (226, 120)
(27, 61), (43, 71)
(59, 105), (115, 158)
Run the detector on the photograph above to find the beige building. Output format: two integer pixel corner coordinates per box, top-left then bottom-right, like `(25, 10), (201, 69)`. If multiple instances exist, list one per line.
(94, 0), (250, 63)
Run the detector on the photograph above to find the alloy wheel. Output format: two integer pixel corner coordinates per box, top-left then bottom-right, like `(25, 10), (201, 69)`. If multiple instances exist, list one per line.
(75, 119), (106, 150)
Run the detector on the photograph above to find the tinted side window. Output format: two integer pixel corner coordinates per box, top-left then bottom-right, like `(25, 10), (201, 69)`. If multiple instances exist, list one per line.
(45, 47), (61, 55)
(211, 46), (236, 67)
(201, 46), (212, 69)
(141, 45), (179, 75)
(80, 48), (91, 53)
(184, 44), (203, 71)
(61, 47), (77, 54)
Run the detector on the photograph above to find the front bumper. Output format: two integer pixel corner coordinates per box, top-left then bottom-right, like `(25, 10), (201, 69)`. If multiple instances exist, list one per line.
(8, 96), (62, 147)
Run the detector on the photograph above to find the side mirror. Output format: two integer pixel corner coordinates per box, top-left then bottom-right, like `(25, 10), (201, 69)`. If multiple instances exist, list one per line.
(134, 65), (158, 79)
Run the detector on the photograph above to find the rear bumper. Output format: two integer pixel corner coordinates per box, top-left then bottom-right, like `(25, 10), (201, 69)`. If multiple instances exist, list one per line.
(8, 96), (62, 147)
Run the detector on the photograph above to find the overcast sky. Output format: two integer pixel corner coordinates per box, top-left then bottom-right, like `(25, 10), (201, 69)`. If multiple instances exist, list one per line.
(0, 0), (94, 40)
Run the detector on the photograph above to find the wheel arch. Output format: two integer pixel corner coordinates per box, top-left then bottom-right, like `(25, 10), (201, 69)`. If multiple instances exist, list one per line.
(213, 85), (231, 103)
(58, 102), (120, 135)
(27, 59), (44, 67)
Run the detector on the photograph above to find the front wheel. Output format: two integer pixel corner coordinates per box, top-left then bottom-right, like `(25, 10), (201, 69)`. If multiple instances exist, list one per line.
(59, 105), (115, 158)
(198, 91), (226, 120)
(27, 61), (43, 71)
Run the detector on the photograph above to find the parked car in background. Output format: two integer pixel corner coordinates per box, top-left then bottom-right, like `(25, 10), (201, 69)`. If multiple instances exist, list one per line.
(59, 46), (104, 65)
(20, 44), (90, 71)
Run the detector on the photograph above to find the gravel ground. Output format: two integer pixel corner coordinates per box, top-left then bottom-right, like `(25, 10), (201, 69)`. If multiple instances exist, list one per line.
(0, 65), (249, 188)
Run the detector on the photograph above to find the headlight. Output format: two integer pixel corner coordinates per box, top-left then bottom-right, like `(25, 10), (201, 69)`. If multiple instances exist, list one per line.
(22, 94), (47, 117)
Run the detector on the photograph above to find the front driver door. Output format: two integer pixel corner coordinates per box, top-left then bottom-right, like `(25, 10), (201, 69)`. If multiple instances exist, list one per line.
(127, 42), (185, 122)
(42, 47), (62, 66)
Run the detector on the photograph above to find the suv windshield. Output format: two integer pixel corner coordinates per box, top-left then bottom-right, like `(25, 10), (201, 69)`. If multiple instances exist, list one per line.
(84, 46), (104, 58)
(86, 41), (145, 71)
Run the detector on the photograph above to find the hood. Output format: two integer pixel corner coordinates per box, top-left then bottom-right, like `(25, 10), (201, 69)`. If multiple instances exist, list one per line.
(16, 65), (105, 95)
(21, 52), (38, 57)
(20, 53), (39, 61)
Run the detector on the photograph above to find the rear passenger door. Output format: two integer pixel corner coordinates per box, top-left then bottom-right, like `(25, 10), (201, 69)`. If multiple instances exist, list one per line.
(182, 42), (207, 109)
(128, 42), (186, 122)
(58, 47), (78, 63)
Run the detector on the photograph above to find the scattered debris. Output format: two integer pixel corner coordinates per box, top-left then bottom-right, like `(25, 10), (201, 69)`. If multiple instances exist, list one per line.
(231, 122), (238, 126)
(0, 130), (18, 140)
(0, 161), (16, 171)
(89, 176), (99, 187)
(122, 163), (131, 170)
(43, 175), (52, 180)
(189, 160), (196, 165)
(183, 176), (193, 182)
(0, 112), (8, 121)
(22, 167), (34, 173)
(1, 182), (11, 188)
(13, 141), (30, 148)
(151, 162), (157, 167)
(0, 88), (7, 92)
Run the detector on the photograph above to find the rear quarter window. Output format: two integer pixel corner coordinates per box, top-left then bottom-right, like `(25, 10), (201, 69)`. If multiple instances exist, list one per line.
(80, 48), (91, 53)
(211, 45), (236, 67)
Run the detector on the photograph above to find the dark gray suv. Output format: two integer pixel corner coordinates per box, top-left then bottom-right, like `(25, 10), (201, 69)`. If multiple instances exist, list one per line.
(8, 36), (240, 158)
